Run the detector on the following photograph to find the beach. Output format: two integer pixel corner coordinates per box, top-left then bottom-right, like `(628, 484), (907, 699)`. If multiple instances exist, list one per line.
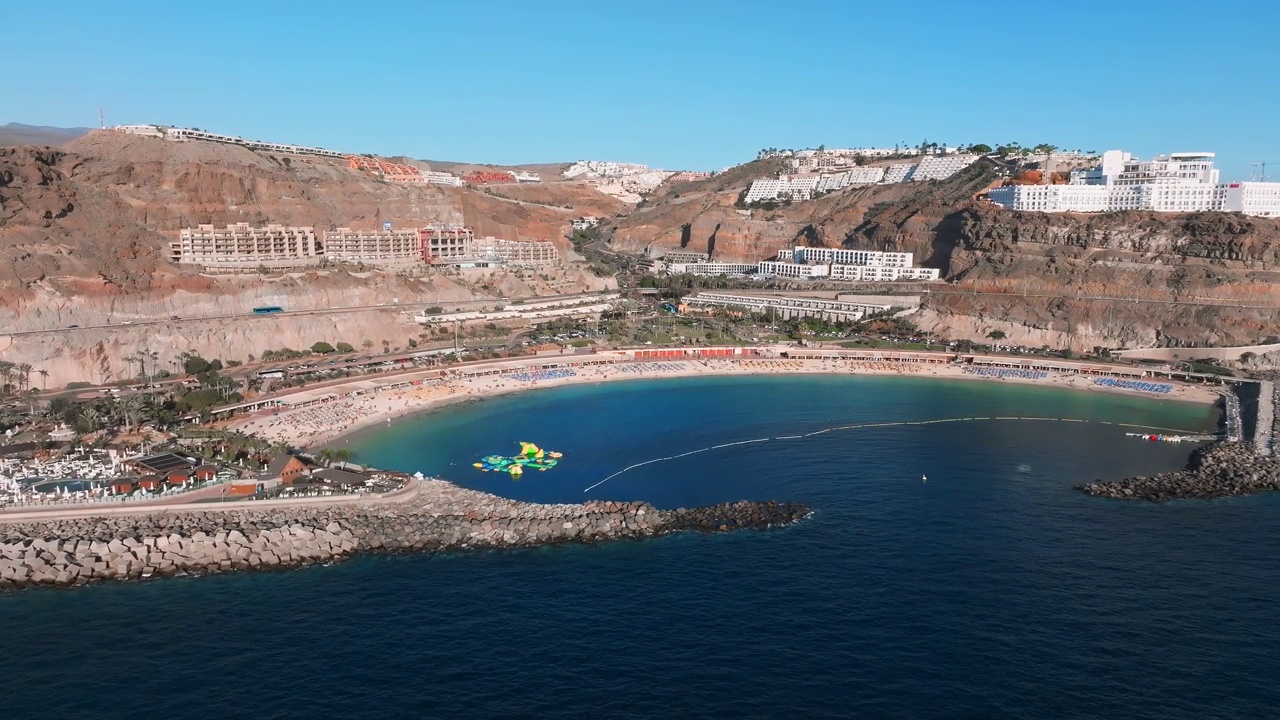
(228, 353), (1224, 449)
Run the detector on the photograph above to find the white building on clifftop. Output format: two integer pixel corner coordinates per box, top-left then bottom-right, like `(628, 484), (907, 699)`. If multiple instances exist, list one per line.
(989, 150), (1280, 217)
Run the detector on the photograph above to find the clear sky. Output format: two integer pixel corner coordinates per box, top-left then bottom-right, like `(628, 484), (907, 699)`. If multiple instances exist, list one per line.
(3, 0), (1278, 179)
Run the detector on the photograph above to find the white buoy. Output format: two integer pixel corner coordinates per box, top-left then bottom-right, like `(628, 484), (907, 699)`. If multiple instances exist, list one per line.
(922, 475), (927, 482)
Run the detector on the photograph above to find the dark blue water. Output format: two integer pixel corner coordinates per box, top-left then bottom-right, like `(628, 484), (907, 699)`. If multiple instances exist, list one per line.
(3, 376), (1277, 719)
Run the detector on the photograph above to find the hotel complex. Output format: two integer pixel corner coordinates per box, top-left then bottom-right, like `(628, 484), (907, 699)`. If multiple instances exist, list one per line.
(668, 248), (939, 282)
(744, 155), (979, 204)
(684, 292), (896, 323)
(988, 150), (1280, 217)
(170, 224), (324, 270)
(116, 125), (344, 158)
(169, 223), (557, 271)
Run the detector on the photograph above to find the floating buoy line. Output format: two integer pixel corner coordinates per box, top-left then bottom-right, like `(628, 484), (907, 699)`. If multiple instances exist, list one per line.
(583, 416), (1218, 493)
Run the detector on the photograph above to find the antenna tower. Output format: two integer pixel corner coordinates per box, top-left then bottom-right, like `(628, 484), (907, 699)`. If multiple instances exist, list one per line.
(99, 108), (105, 130)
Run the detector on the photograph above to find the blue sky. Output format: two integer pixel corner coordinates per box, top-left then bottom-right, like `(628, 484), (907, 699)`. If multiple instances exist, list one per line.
(3, 1), (1277, 179)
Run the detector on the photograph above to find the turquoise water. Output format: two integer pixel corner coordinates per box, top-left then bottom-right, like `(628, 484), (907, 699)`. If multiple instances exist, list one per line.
(5, 375), (1278, 719)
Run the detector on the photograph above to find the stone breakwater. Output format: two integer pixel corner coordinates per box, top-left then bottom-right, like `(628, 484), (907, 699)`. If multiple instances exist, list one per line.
(0, 480), (808, 591)
(1078, 442), (1280, 501)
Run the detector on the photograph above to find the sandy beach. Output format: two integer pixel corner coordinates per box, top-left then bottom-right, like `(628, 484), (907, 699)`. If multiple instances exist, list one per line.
(228, 354), (1223, 450)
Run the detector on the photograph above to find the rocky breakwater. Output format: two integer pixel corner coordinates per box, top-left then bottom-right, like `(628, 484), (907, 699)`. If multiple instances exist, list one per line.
(1078, 442), (1280, 501)
(0, 480), (808, 591)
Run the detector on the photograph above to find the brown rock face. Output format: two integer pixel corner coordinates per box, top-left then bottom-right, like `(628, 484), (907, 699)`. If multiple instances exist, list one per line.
(607, 158), (1280, 351)
(0, 131), (620, 324)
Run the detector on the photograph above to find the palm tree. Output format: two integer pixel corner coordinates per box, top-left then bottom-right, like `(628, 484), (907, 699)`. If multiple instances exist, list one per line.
(0, 361), (14, 396)
(37, 369), (49, 391)
(80, 407), (100, 432)
(16, 363), (32, 393)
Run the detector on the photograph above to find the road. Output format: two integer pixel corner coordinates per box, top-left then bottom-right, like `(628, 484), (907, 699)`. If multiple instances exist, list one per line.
(6, 291), (614, 338)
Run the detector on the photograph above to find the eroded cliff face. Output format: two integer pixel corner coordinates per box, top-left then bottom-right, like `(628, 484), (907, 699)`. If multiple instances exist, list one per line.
(609, 160), (1280, 352)
(0, 131), (618, 330)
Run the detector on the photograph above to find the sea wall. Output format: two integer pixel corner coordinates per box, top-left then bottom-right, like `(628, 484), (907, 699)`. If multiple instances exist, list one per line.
(1078, 442), (1280, 501)
(0, 480), (807, 591)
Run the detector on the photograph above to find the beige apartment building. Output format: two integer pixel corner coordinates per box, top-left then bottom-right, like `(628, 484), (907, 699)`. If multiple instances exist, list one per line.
(170, 223), (323, 270)
(475, 237), (560, 267)
(422, 225), (475, 260)
(325, 228), (422, 267)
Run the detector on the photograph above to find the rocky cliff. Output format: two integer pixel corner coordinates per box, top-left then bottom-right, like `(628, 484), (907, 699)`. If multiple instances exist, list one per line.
(0, 131), (621, 327)
(609, 159), (1280, 352)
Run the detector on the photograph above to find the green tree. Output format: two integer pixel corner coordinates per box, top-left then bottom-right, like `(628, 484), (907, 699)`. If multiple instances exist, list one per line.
(311, 341), (336, 354)
(986, 330), (1007, 340)
(968, 143), (993, 154)
(336, 342), (355, 353)
(183, 355), (211, 375)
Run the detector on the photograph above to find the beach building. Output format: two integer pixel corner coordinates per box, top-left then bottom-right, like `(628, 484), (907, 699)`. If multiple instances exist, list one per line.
(474, 238), (560, 267)
(116, 125), (344, 158)
(324, 228), (423, 267)
(170, 223), (323, 270)
(266, 453), (310, 485)
(684, 291), (893, 322)
(988, 150), (1280, 216)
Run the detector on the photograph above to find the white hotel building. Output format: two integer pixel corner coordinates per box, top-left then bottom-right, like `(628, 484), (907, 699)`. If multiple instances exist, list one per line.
(685, 292), (894, 323)
(988, 150), (1280, 217)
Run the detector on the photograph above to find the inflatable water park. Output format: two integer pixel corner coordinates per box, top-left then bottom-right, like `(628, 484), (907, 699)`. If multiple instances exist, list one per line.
(475, 442), (563, 478)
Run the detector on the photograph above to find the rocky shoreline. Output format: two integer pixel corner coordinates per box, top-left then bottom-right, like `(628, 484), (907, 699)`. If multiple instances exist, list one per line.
(0, 480), (808, 591)
(1078, 441), (1280, 501)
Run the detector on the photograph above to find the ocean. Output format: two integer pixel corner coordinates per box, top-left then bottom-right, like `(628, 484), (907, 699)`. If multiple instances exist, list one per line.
(3, 375), (1277, 719)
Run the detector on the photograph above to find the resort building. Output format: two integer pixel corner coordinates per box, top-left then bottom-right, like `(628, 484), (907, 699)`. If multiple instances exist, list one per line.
(881, 164), (918, 183)
(911, 154), (979, 181)
(684, 292), (894, 323)
(743, 175), (822, 203)
(421, 225), (475, 261)
(116, 125), (343, 158)
(669, 262), (762, 276)
(420, 171), (464, 187)
(814, 167), (887, 193)
(571, 217), (601, 231)
(988, 149), (1280, 216)
(474, 238), (560, 267)
(324, 228), (423, 267)
(829, 265), (940, 281)
(756, 261), (830, 278)
(661, 250), (710, 263)
(669, 171), (713, 182)
(170, 223), (323, 270)
(512, 171), (542, 183)
(783, 248), (914, 268)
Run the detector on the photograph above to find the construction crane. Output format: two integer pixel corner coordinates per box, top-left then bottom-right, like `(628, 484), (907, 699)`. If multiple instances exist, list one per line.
(1251, 162), (1277, 182)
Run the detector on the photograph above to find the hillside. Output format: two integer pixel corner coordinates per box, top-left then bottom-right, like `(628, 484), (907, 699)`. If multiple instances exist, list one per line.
(0, 131), (620, 296)
(0, 122), (92, 147)
(0, 131), (619, 383)
(607, 159), (1280, 351)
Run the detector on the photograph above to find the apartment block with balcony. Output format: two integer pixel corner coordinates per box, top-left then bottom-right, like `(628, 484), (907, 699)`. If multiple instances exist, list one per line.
(169, 223), (323, 270)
